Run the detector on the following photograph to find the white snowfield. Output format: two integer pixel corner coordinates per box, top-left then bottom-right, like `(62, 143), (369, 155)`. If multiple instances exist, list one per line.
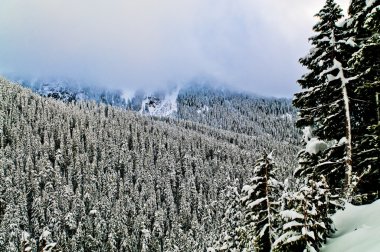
(321, 200), (380, 252)
(139, 87), (180, 117)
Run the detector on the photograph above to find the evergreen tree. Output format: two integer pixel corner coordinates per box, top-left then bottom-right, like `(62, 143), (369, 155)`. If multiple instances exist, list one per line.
(347, 0), (380, 202)
(213, 180), (243, 251)
(240, 153), (281, 251)
(274, 177), (339, 252)
(293, 0), (361, 197)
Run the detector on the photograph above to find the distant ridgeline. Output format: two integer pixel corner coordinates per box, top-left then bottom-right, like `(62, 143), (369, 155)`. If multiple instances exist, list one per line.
(13, 78), (300, 144)
(176, 84), (299, 144)
(0, 77), (299, 251)
(15, 78), (129, 107)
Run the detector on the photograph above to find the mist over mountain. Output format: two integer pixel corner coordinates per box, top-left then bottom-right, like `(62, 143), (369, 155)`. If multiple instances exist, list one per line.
(11, 77), (299, 144)
(0, 0), (349, 97)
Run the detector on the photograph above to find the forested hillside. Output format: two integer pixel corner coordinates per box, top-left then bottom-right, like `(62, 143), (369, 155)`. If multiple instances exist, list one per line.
(14, 78), (128, 107)
(1, 0), (378, 251)
(0, 78), (298, 251)
(177, 85), (299, 144)
(13, 78), (300, 145)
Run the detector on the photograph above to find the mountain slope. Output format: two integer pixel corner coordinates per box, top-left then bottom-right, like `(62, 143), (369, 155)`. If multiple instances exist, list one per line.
(139, 87), (180, 117)
(177, 84), (299, 144)
(12, 78), (300, 145)
(0, 77), (299, 251)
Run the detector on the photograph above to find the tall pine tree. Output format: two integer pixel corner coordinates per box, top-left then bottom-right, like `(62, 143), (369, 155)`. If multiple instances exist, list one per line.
(293, 0), (359, 197)
(346, 0), (380, 202)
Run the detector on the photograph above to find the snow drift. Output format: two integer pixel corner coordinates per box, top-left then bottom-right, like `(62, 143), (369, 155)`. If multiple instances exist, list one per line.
(322, 200), (380, 252)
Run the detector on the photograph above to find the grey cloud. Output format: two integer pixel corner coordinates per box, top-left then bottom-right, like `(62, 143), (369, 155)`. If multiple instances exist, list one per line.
(0, 0), (349, 97)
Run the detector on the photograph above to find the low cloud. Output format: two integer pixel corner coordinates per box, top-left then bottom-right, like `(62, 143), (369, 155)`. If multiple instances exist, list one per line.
(0, 0), (349, 97)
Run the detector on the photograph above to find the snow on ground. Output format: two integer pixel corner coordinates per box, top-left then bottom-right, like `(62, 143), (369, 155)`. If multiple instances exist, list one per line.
(321, 200), (380, 252)
(140, 87), (180, 117)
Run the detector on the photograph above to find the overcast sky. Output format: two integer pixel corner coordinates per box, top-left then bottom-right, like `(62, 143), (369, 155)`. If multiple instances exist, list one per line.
(0, 0), (349, 97)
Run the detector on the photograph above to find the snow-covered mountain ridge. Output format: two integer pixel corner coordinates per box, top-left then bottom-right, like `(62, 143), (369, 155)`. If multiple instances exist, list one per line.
(139, 87), (180, 117)
(13, 77), (128, 107)
(10, 77), (300, 143)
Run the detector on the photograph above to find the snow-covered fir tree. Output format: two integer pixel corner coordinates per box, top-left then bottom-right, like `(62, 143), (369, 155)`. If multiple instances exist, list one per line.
(274, 176), (341, 252)
(294, 0), (345, 185)
(293, 0), (377, 201)
(240, 153), (282, 251)
(346, 0), (380, 202)
(213, 179), (244, 251)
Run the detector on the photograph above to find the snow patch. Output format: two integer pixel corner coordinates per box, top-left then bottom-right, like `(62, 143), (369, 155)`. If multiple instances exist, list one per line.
(89, 209), (98, 215)
(247, 197), (266, 208)
(302, 126), (313, 142)
(44, 243), (57, 252)
(302, 127), (332, 155)
(366, 0), (376, 7)
(321, 200), (380, 252)
(305, 138), (328, 155)
(338, 137), (347, 146)
(280, 210), (304, 220)
(140, 87), (180, 117)
(21, 231), (30, 240)
(345, 38), (357, 47)
(39, 230), (51, 241)
(283, 221), (303, 230)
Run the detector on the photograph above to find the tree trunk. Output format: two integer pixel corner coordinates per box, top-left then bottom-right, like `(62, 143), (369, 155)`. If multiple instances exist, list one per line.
(341, 70), (353, 198)
(376, 92), (380, 124)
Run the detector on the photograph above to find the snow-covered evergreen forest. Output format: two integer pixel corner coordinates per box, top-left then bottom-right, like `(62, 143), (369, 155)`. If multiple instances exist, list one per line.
(0, 0), (379, 251)
(0, 78), (298, 251)
(15, 79), (299, 145)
